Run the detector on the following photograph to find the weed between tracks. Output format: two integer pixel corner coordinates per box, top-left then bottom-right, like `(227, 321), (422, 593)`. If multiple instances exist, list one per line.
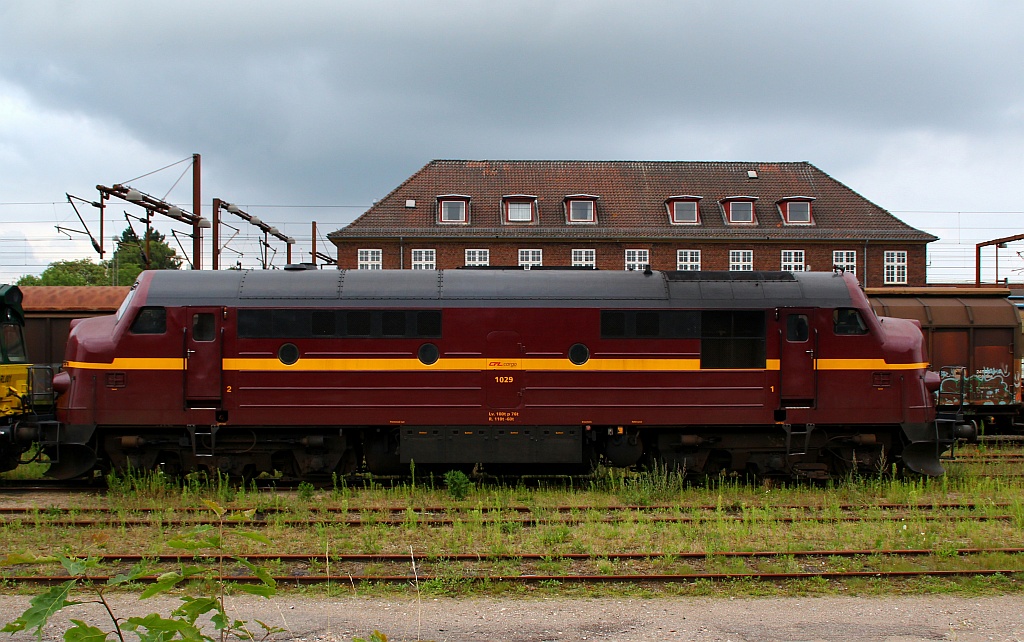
(2, 453), (1024, 601)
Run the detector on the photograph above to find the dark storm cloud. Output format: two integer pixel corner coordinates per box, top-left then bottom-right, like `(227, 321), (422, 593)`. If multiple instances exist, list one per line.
(0, 1), (1022, 281)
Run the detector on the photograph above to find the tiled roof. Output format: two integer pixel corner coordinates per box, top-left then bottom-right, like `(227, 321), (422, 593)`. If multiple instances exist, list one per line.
(21, 286), (130, 312)
(329, 160), (936, 243)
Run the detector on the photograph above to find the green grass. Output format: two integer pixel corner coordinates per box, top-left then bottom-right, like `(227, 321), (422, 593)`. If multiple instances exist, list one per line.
(3, 456), (1024, 598)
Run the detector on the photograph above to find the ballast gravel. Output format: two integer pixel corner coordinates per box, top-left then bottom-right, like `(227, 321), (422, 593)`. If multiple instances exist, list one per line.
(0, 594), (1022, 641)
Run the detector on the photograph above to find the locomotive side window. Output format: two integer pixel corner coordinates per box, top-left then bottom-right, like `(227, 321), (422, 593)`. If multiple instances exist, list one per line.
(346, 311), (372, 336)
(271, 309), (304, 336)
(130, 307), (167, 334)
(381, 311), (407, 336)
(311, 310), (336, 336)
(787, 315), (809, 342)
(700, 310), (766, 369)
(833, 308), (868, 335)
(635, 312), (660, 337)
(600, 310), (699, 338)
(237, 309), (443, 339)
(601, 311), (627, 337)
(192, 313), (216, 342)
(416, 311), (442, 337)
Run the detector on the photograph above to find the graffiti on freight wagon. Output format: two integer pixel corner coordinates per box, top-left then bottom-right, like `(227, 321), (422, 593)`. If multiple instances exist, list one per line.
(937, 365), (1019, 406)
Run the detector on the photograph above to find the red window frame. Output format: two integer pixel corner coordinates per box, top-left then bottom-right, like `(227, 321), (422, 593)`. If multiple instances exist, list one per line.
(565, 198), (598, 223)
(565, 195), (598, 223)
(503, 196), (538, 224)
(778, 198), (815, 225)
(437, 196), (470, 224)
(667, 197), (701, 224)
(720, 197), (758, 225)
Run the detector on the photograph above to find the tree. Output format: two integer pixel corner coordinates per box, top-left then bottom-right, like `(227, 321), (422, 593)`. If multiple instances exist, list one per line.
(105, 226), (183, 286)
(16, 227), (182, 287)
(16, 259), (108, 286)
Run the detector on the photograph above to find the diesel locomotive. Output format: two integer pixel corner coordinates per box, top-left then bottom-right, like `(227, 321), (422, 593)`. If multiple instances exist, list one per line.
(0, 285), (55, 473)
(36, 267), (954, 480)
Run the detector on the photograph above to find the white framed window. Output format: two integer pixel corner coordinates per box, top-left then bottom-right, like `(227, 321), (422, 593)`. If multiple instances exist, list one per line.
(784, 201), (812, 224)
(439, 199), (468, 223)
(727, 201), (755, 224)
(504, 196), (537, 223)
(884, 250), (908, 284)
(518, 248), (543, 268)
(567, 199), (596, 223)
(671, 201), (696, 225)
(625, 249), (649, 271)
(667, 198), (700, 226)
(572, 248), (596, 268)
(465, 249), (490, 266)
(729, 250), (753, 271)
(411, 249), (436, 270)
(508, 202), (532, 221)
(833, 250), (857, 275)
(677, 250), (701, 271)
(357, 248), (382, 270)
(781, 250), (805, 272)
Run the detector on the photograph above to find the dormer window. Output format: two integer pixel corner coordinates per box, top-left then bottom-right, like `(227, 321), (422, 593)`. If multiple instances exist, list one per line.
(778, 197), (815, 225)
(666, 196), (702, 224)
(503, 195), (538, 224)
(565, 195), (598, 223)
(720, 197), (758, 225)
(437, 195), (470, 224)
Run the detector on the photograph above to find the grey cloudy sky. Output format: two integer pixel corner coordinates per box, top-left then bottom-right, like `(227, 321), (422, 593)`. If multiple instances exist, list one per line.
(1, 1), (1021, 282)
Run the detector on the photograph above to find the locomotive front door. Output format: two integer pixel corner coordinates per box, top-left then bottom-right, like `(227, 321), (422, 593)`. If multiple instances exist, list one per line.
(184, 307), (223, 406)
(485, 330), (524, 410)
(779, 309), (816, 406)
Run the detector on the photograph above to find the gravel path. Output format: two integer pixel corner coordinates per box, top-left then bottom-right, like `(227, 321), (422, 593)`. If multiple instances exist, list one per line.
(1, 594), (1022, 641)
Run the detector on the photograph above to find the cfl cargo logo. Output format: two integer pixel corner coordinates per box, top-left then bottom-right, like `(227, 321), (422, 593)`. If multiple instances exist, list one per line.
(488, 361), (520, 369)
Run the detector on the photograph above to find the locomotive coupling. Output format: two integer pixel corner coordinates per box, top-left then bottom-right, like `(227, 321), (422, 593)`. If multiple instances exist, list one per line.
(954, 423), (977, 441)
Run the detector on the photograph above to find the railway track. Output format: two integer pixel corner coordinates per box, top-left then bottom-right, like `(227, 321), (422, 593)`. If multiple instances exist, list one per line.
(0, 506), (1018, 528)
(0, 501), (1017, 514)
(4, 548), (1023, 586)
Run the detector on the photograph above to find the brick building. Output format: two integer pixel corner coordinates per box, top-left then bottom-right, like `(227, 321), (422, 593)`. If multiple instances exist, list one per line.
(328, 160), (935, 286)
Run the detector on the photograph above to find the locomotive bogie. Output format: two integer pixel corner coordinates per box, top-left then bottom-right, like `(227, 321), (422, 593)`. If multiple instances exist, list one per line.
(99, 426), (356, 479)
(50, 269), (951, 480)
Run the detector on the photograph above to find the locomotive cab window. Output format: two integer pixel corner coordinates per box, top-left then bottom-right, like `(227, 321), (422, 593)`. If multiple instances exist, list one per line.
(834, 308), (868, 335)
(1, 322), (26, 363)
(130, 307), (166, 334)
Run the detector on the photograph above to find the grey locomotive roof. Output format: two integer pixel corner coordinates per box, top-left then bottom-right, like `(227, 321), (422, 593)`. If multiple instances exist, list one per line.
(141, 268), (858, 309)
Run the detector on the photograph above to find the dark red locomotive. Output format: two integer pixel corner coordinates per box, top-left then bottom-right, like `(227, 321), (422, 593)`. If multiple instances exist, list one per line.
(48, 267), (952, 480)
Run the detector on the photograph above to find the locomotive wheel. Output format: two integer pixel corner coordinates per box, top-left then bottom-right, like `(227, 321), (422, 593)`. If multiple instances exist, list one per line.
(43, 444), (97, 480)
